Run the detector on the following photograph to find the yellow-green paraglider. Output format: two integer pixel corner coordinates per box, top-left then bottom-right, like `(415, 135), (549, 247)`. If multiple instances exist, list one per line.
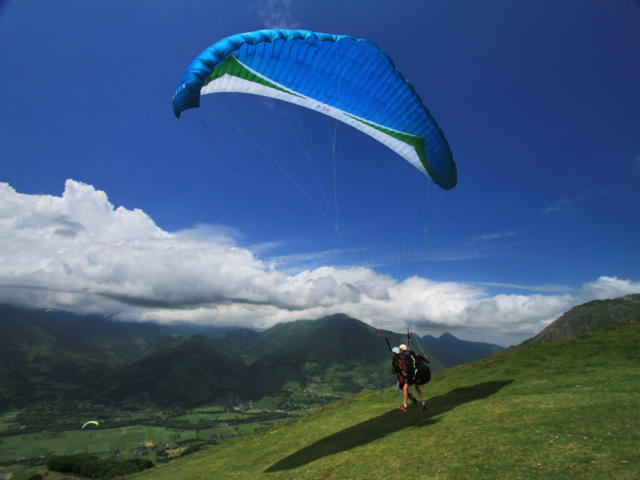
(81, 420), (99, 430)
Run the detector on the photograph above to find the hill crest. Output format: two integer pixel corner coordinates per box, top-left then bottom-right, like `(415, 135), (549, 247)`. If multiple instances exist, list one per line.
(522, 293), (640, 346)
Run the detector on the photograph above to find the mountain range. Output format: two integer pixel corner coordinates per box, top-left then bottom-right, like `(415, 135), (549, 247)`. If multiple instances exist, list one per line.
(0, 306), (504, 411)
(5, 292), (639, 412)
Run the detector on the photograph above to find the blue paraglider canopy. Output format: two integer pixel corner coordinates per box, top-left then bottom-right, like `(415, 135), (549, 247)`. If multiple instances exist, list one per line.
(173, 29), (456, 190)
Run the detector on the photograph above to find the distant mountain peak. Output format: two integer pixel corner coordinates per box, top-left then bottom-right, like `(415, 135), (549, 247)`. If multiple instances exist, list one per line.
(439, 332), (458, 341)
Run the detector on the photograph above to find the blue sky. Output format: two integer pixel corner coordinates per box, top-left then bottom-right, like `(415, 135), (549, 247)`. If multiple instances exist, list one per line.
(1, 0), (639, 346)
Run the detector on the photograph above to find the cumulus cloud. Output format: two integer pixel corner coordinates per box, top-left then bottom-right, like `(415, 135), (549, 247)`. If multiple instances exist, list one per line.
(1, 180), (638, 346)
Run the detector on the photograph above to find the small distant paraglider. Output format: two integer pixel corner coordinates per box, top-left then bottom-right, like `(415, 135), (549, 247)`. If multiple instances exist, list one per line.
(81, 420), (100, 430)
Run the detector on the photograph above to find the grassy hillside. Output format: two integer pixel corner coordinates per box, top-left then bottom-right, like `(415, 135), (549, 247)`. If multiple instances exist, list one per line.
(0, 310), (116, 410)
(246, 315), (399, 401)
(128, 317), (640, 479)
(523, 293), (640, 346)
(113, 335), (240, 407)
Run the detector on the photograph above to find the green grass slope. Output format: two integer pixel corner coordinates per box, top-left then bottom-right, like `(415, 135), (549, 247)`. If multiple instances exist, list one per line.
(522, 294), (640, 346)
(129, 317), (640, 480)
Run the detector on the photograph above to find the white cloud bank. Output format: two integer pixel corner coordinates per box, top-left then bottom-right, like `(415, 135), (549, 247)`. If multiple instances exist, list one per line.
(1, 180), (638, 346)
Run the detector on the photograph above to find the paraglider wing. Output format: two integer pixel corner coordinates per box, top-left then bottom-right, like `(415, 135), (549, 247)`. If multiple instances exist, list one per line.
(172, 29), (457, 190)
(81, 420), (99, 430)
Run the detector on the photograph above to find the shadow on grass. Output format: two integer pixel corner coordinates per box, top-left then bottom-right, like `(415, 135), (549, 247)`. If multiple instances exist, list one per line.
(265, 380), (513, 472)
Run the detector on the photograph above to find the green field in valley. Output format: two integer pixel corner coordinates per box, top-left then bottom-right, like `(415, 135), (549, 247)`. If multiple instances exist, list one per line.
(1, 406), (294, 479)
